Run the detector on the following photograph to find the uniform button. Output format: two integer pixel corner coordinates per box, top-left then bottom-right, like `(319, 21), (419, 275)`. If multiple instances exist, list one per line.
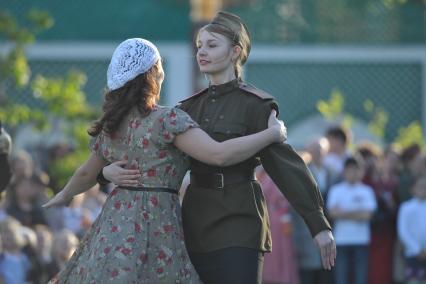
(219, 115), (224, 119)
(212, 91), (216, 95)
(226, 130), (231, 134)
(211, 99), (216, 103)
(204, 118), (210, 122)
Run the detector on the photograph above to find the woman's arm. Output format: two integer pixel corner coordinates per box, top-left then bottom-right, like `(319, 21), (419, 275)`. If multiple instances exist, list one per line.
(174, 110), (286, 166)
(43, 153), (108, 208)
(101, 111), (285, 186)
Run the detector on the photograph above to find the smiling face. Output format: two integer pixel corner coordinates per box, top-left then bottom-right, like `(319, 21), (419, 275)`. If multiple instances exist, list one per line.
(196, 29), (238, 76)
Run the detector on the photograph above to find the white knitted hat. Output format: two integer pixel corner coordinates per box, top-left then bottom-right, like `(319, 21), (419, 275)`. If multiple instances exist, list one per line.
(107, 38), (161, 90)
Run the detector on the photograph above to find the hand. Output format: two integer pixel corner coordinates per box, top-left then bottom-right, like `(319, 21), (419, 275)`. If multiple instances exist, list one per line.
(103, 160), (141, 186)
(314, 230), (336, 270)
(42, 191), (73, 208)
(268, 110), (287, 143)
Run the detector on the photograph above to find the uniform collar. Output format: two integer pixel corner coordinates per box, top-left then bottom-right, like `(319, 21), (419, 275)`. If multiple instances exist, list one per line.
(208, 78), (240, 96)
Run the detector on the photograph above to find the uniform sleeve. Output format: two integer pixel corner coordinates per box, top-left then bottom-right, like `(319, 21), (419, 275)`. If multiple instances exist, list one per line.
(159, 107), (199, 144)
(254, 100), (332, 237)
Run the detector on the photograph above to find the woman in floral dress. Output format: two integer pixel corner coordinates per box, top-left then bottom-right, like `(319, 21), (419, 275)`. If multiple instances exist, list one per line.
(43, 38), (286, 284)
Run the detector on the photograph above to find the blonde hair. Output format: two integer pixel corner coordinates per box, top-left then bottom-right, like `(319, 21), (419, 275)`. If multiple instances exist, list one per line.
(0, 217), (26, 248)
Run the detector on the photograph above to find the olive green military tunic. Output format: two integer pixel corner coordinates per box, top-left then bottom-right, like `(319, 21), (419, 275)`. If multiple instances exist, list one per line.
(178, 79), (331, 253)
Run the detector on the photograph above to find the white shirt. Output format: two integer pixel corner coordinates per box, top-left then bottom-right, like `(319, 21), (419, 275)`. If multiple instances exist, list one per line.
(327, 181), (377, 245)
(397, 198), (426, 257)
(323, 153), (346, 177)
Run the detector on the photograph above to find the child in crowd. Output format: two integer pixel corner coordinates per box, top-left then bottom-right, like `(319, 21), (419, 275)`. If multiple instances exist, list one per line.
(0, 217), (31, 284)
(323, 126), (351, 184)
(327, 156), (377, 284)
(398, 176), (426, 284)
(50, 229), (79, 276)
(6, 175), (47, 228)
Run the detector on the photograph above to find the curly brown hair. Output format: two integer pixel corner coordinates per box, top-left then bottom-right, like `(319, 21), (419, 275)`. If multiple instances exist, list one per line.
(88, 62), (162, 137)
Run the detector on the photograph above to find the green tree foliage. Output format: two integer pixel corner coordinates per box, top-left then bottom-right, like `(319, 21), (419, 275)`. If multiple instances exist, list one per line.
(316, 88), (345, 120)
(394, 121), (426, 150)
(0, 9), (53, 88)
(316, 88), (353, 130)
(317, 88), (425, 149)
(363, 99), (389, 139)
(0, 9), (96, 190)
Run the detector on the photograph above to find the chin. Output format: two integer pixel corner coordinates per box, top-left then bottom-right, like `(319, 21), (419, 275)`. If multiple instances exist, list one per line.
(198, 66), (210, 73)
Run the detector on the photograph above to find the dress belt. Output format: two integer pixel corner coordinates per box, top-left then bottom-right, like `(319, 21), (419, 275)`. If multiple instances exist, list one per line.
(118, 186), (179, 194)
(190, 171), (256, 190)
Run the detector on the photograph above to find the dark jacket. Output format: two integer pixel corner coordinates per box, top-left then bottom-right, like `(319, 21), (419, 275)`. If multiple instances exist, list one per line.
(178, 79), (331, 253)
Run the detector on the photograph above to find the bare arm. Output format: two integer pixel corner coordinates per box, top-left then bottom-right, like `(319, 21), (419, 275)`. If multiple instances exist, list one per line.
(174, 110), (286, 166)
(43, 153), (108, 208)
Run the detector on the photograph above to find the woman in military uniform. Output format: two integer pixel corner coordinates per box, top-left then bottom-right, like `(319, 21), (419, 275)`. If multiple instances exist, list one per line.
(101, 12), (336, 284)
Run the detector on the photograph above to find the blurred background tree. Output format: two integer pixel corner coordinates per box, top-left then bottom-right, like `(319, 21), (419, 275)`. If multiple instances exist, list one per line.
(0, 9), (97, 191)
(317, 88), (425, 150)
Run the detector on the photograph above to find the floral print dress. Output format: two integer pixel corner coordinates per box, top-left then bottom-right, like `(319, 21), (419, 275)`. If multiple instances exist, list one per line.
(50, 106), (202, 284)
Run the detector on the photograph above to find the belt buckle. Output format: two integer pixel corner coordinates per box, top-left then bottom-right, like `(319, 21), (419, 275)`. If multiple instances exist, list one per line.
(214, 173), (224, 189)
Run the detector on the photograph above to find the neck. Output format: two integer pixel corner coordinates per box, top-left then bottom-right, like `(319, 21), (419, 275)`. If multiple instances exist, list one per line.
(207, 66), (237, 85)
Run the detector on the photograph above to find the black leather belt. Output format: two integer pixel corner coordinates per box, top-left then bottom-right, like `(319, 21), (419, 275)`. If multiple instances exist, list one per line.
(118, 186), (178, 194)
(190, 171), (256, 190)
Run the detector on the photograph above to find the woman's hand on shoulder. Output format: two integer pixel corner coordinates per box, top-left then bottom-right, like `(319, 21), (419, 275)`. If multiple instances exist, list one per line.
(268, 110), (287, 143)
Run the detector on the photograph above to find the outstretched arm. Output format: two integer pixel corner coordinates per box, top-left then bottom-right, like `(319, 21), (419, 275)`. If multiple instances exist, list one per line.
(43, 153), (108, 208)
(174, 110), (286, 166)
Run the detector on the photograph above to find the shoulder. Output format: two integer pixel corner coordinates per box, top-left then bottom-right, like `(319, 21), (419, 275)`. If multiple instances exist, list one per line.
(178, 81), (276, 103)
(400, 199), (416, 211)
(178, 87), (208, 104)
(238, 81), (275, 100)
(155, 105), (173, 114)
(359, 183), (375, 195)
(156, 105), (190, 121)
(239, 82), (280, 117)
